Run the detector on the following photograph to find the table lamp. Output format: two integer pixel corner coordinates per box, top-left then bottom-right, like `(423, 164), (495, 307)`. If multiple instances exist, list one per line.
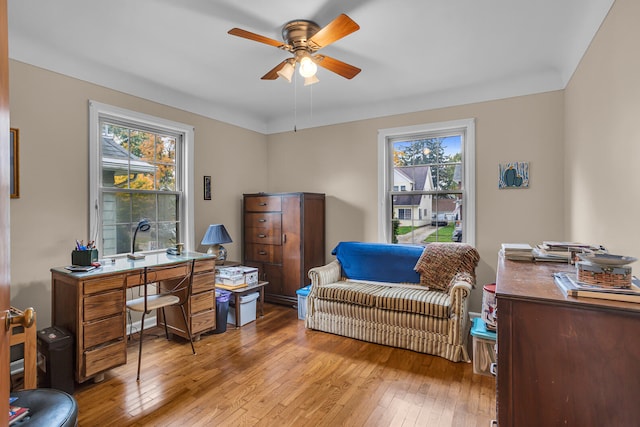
(201, 224), (232, 261)
(128, 219), (151, 260)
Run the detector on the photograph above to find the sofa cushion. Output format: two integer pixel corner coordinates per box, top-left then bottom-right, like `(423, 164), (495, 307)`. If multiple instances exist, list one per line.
(332, 242), (423, 284)
(414, 243), (480, 292)
(374, 287), (451, 318)
(314, 281), (386, 307)
(315, 280), (452, 319)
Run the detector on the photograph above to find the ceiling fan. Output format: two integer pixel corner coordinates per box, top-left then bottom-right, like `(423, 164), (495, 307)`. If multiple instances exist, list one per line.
(228, 13), (361, 85)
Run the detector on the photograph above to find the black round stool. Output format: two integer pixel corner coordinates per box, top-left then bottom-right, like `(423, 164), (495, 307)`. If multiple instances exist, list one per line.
(10, 388), (78, 427)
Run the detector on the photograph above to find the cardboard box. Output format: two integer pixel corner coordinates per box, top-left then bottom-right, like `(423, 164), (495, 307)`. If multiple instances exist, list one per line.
(237, 266), (259, 285)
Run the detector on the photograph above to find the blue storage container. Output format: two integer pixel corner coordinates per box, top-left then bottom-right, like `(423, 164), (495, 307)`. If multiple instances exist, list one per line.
(470, 317), (497, 376)
(296, 285), (312, 320)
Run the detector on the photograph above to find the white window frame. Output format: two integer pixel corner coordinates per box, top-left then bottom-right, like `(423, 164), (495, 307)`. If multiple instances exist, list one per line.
(89, 100), (195, 254)
(377, 118), (476, 245)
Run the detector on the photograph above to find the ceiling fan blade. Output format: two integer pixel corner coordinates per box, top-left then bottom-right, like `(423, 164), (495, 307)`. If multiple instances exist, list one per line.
(315, 55), (361, 79)
(228, 28), (289, 50)
(308, 14), (360, 50)
(261, 61), (288, 80)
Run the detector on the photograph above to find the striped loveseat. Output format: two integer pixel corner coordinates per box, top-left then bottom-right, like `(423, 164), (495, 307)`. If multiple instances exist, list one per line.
(305, 242), (480, 362)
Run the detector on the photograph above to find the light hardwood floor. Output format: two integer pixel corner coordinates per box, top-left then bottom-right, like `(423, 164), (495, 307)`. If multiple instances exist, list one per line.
(73, 303), (496, 426)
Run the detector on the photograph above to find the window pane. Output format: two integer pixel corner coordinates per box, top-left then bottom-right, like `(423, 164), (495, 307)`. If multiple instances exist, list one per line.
(158, 194), (178, 222)
(111, 193), (131, 224)
(158, 222), (178, 248)
(131, 193), (157, 222)
(101, 125), (131, 189)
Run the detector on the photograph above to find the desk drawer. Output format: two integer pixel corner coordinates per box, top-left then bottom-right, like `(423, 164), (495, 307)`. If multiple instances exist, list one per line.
(245, 195), (282, 212)
(192, 272), (215, 293)
(126, 264), (190, 287)
(191, 292), (214, 314)
(83, 276), (125, 295)
(83, 339), (126, 378)
(245, 244), (282, 264)
(84, 315), (124, 349)
(191, 310), (216, 334)
(83, 290), (124, 322)
(194, 259), (215, 273)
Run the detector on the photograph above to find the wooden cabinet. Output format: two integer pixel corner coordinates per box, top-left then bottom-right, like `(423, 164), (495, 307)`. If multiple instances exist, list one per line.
(51, 270), (127, 383)
(243, 192), (325, 305)
(495, 257), (640, 426)
(159, 258), (217, 339)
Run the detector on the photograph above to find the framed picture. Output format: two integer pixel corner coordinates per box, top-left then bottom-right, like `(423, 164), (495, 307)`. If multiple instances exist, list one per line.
(203, 175), (211, 200)
(499, 161), (529, 189)
(10, 128), (19, 198)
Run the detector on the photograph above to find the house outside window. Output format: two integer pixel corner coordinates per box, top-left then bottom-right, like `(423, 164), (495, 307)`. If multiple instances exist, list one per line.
(398, 208), (412, 220)
(378, 119), (475, 245)
(89, 101), (195, 256)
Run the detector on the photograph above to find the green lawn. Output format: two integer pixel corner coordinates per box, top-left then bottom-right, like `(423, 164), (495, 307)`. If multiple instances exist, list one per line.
(425, 223), (455, 242)
(396, 226), (416, 235)
(395, 223), (456, 243)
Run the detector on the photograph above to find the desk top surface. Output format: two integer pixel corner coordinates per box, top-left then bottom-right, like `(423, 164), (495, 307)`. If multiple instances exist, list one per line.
(51, 251), (215, 278)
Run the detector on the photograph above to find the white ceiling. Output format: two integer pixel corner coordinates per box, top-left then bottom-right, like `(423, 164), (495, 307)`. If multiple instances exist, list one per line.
(8, 0), (614, 134)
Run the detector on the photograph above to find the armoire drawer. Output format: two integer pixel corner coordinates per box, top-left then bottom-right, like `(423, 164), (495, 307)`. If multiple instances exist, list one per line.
(245, 244), (283, 264)
(244, 225), (282, 245)
(245, 195), (282, 212)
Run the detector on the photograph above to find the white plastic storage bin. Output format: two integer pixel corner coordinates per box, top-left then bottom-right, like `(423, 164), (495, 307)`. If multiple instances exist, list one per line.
(296, 285), (312, 320)
(227, 292), (260, 326)
(470, 317), (497, 376)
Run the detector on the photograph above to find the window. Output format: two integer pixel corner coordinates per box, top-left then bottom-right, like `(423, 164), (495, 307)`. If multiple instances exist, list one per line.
(89, 101), (195, 256)
(398, 209), (412, 220)
(378, 119), (475, 245)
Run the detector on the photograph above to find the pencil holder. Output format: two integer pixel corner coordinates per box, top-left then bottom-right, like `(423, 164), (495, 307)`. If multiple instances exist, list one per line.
(72, 249), (98, 266)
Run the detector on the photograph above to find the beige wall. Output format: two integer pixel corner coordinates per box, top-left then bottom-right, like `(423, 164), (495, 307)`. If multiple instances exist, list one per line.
(565, 0), (640, 267)
(267, 92), (566, 310)
(9, 61), (267, 325)
(10, 0), (632, 325)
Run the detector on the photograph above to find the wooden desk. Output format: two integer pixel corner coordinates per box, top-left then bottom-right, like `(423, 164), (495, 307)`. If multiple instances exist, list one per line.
(495, 256), (640, 426)
(51, 252), (215, 383)
(224, 281), (268, 328)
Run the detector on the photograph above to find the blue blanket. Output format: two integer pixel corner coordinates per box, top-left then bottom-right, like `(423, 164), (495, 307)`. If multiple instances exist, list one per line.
(331, 242), (424, 284)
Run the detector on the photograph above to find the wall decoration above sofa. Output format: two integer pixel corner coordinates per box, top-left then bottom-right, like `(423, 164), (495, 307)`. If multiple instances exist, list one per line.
(499, 161), (529, 189)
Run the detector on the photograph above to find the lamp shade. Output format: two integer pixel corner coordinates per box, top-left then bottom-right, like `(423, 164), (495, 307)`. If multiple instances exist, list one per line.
(201, 224), (232, 245)
(277, 61), (295, 82)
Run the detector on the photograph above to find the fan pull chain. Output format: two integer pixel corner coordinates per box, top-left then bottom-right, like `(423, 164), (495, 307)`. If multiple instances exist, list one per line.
(294, 71), (298, 132)
(309, 84), (313, 123)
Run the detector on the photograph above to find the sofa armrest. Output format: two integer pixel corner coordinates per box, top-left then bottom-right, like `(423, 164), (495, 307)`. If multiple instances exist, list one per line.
(449, 279), (472, 316)
(308, 260), (342, 290)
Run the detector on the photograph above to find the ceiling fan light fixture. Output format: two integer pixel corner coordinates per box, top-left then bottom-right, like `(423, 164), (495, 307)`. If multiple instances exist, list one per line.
(304, 74), (319, 86)
(298, 56), (317, 78)
(277, 61), (295, 82)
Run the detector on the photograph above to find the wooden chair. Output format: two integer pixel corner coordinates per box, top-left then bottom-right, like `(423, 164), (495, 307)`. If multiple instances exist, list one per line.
(126, 259), (196, 381)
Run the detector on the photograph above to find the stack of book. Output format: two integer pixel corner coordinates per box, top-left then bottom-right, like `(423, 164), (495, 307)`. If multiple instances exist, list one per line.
(532, 245), (570, 262)
(9, 397), (29, 425)
(533, 241), (603, 263)
(554, 272), (640, 303)
(501, 243), (534, 261)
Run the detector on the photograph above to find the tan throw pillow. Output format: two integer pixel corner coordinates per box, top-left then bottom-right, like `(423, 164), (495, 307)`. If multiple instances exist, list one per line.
(414, 243), (480, 292)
